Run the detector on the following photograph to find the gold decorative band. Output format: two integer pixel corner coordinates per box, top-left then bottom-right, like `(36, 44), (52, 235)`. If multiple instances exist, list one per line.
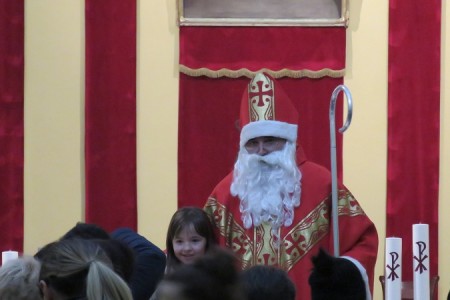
(179, 65), (345, 79)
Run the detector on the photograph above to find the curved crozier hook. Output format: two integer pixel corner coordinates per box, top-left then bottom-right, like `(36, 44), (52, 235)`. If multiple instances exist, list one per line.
(330, 85), (353, 133)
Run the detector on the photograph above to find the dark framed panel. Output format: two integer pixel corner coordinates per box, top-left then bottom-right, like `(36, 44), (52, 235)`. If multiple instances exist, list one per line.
(178, 0), (348, 27)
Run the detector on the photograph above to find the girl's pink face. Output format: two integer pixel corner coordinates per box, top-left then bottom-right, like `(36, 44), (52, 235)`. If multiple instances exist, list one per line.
(172, 225), (207, 265)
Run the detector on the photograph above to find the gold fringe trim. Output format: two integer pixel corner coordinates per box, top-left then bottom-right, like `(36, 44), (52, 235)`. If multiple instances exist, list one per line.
(179, 65), (345, 79)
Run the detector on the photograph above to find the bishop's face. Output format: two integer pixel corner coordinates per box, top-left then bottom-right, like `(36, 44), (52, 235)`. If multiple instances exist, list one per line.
(244, 136), (286, 156)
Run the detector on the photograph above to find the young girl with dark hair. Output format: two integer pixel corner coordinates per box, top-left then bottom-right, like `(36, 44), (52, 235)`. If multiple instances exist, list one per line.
(150, 206), (218, 300)
(164, 206), (218, 274)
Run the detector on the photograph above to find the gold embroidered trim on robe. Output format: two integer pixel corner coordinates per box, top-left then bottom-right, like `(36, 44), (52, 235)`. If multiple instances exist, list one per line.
(281, 200), (329, 271)
(338, 189), (366, 217)
(180, 65), (345, 79)
(204, 189), (365, 272)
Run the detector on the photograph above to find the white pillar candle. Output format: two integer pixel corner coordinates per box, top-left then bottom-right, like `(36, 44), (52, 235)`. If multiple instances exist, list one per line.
(413, 224), (430, 300)
(385, 237), (402, 300)
(2, 250), (19, 265)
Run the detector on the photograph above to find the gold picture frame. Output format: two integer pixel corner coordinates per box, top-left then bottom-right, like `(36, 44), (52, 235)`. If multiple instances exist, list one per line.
(178, 0), (348, 27)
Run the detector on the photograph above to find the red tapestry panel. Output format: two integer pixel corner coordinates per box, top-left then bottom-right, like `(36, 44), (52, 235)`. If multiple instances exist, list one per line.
(0, 0), (24, 252)
(85, 0), (137, 231)
(387, 0), (441, 286)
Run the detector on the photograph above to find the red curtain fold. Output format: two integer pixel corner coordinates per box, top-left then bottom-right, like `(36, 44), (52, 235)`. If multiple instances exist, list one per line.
(387, 0), (441, 286)
(178, 27), (345, 208)
(85, 0), (137, 231)
(0, 0), (24, 252)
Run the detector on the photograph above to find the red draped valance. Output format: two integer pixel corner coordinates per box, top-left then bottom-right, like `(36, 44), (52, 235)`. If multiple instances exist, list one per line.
(179, 26), (346, 78)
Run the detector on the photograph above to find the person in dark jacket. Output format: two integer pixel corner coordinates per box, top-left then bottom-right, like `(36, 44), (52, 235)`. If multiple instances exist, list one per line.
(111, 227), (166, 300)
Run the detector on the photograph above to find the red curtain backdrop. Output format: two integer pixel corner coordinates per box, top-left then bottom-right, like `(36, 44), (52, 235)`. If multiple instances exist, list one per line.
(85, 0), (137, 231)
(387, 0), (441, 286)
(0, 0), (24, 252)
(178, 27), (346, 208)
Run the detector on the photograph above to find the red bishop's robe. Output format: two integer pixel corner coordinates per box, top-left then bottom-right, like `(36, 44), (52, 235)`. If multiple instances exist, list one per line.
(204, 148), (378, 300)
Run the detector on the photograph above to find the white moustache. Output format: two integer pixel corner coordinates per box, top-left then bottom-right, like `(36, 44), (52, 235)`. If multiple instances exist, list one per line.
(247, 152), (285, 169)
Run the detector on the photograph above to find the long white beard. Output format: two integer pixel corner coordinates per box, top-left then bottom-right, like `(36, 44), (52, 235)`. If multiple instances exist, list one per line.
(230, 142), (301, 231)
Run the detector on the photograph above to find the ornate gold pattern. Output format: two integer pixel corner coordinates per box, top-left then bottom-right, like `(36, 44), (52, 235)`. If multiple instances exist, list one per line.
(280, 199), (333, 271)
(248, 74), (275, 122)
(205, 189), (365, 272)
(338, 189), (365, 217)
